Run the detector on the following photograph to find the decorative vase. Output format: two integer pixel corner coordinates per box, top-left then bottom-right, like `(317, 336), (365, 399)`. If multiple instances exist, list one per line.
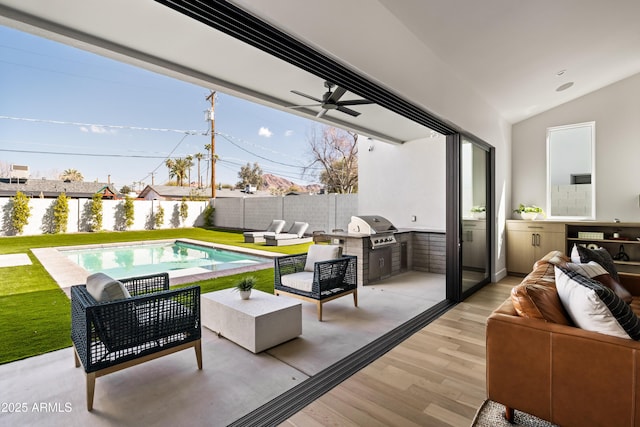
(472, 211), (486, 220)
(239, 290), (251, 300)
(520, 212), (537, 220)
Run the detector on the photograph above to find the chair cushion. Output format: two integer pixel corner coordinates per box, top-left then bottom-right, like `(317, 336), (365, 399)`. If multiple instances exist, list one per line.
(86, 272), (131, 302)
(511, 283), (572, 325)
(555, 266), (640, 340)
(288, 221), (309, 237)
(266, 220), (286, 233)
(280, 271), (314, 293)
(565, 261), (632, 303)
(304, 245), (342, 272)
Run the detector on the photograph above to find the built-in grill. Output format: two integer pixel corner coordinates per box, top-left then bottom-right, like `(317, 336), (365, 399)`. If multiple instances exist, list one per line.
(348, 215), (398, 249)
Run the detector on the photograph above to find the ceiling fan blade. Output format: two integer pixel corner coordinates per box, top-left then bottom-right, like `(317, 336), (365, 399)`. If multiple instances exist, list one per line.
(336, 105), (361, 117)
(327, 86), (347, 103)
(337, 99), (373, 106)
(288, 104), (322, 109)
(291, 90), (323, 103)
(316, 108), (328, 118)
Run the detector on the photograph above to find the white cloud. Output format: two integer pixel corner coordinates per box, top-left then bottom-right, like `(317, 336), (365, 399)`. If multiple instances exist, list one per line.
(258, 127), (273, 138)
(284, 130), (294, 137)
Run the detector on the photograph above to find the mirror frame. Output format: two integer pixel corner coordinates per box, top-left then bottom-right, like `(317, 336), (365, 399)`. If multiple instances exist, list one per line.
(546, 121), (596, 220)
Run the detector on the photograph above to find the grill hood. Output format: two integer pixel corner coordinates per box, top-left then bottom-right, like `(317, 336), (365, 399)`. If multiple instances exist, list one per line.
(348, 215), (397, 235)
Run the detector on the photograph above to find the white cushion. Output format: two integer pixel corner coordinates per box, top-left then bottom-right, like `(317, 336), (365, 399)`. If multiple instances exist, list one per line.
(555, 266), (639, 340)
(280, 271), (314, 293)
(266, 220), (286, 233)
(304, 245), (342, 272)
(86, 272), (131, 302)
(288, 222), (309, 237)
(270, 233), (300, 240)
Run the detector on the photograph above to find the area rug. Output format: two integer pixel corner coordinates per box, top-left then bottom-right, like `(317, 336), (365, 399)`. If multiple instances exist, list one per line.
(471, 400), (558, 427)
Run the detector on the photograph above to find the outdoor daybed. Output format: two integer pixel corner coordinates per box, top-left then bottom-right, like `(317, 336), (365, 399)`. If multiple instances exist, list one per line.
(487, 249), (640, 426)
(243, 219), (286, 243)
(71, 272), (201, 411)
(274, 244), (357, 320)
(265, 221), (312, 246)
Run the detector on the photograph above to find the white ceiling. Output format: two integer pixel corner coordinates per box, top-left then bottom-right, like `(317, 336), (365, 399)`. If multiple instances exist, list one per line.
(1, 0), (639, 142)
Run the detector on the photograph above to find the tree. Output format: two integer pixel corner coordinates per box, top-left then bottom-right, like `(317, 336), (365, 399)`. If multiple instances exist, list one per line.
(236, 162), (263, 190)
(90, 193), (103, 232)
(11, 191), (31, 235)
(120, 185), (132, 194)
(305, 126), (358, 193)
(53, 192), (70, 233)
(165, 158), (176, 184)
(179, 197), (189, 226)
(60, 169), (83, 182)
(185, 155), (194, 187)
(154, 204), (165, 229)
(204, 143), (212, 187)
(194, 153), (204, 188)
(123, 195), (135, 230)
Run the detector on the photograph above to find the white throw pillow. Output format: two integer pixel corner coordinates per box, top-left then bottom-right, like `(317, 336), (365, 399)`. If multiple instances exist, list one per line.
(555, 266), (640, 340)
(86, 272), (131, 302)
(304, 245), (342, 272)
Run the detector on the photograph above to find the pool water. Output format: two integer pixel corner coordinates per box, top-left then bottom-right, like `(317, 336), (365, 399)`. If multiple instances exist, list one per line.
(63, 241), (270, 279)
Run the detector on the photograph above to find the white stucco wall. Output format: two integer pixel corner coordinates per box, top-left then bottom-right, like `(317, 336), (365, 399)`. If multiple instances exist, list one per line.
(512, 72), (640, 222)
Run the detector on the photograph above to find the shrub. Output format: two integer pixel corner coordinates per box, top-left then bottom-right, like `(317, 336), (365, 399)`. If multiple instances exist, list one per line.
(123, 195), (135, 230)
(203, 204), (215, 227)
(53, 192), (70, 233)
(11, 191), (31, 235)
(154, 204), (165, 229)
(179, 197), (188, 226)
(90, 193), (103, 232)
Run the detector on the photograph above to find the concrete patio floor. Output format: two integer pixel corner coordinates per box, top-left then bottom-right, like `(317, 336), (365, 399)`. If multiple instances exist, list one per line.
(0, 271), (445, 426)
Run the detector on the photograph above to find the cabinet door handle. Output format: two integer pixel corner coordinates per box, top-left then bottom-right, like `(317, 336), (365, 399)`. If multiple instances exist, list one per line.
(536, 233), (541, 246)
(531, 233), (536, 246)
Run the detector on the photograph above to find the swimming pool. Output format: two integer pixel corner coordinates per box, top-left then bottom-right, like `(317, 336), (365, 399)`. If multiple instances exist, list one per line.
(62, 240), (271, 279)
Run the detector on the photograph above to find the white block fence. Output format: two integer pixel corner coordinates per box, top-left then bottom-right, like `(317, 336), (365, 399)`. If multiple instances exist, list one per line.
(0, 198), (210, 236)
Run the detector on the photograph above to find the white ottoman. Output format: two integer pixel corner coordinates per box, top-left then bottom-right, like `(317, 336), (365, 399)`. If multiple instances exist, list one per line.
(201, 289), (302, 353)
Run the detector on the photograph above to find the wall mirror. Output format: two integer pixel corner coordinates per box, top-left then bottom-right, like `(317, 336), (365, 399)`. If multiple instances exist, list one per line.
(546, 121), (595, 219)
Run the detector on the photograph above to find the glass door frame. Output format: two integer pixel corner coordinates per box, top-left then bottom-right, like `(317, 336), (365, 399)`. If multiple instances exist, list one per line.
(446, 133), (495, 302)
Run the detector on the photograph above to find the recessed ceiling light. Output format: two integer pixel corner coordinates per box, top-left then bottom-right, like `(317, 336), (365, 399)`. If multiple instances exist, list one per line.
(556, 70), (566, 76)
(556, 82), (574, 92)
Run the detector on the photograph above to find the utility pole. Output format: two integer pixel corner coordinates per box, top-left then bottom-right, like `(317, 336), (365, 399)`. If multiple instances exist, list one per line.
(206, 91), (216, 198)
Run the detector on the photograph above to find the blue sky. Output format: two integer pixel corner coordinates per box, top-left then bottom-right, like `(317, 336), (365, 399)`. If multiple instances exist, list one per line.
(0, 25), (321, 190)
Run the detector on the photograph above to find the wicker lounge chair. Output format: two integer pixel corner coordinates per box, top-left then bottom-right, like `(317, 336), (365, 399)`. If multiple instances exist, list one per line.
(71, 272), (201, 411)
(243, 219), (286, 243)
(274, 245), (357, 320)
(265, 221), (313, 246)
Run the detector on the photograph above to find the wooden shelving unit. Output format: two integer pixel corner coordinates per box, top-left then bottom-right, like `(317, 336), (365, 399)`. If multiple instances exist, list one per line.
(566, 222), (640, 277)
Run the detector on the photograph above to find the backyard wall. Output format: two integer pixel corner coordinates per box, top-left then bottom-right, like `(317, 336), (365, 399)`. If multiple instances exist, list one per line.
(0, 198), (209, 236)
(213, 193), (358, 233)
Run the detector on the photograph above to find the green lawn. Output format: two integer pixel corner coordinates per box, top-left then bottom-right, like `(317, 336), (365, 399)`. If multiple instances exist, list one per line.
(0, 228), (312, 364)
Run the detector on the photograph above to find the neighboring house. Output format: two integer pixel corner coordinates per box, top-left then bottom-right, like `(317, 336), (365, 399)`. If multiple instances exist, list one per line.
(138, 185), (210, 201)
(138, 185), (273, 200)
(0, 178), (120, 199)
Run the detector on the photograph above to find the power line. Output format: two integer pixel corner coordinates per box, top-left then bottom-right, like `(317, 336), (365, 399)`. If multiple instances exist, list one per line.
(0, 115), (207, 135)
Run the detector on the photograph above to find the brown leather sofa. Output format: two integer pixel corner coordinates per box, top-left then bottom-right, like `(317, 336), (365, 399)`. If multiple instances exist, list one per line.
(487, 251), (640, 427)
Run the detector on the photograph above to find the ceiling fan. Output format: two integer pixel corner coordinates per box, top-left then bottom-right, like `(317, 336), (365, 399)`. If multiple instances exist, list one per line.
(289, 81), (373, 118)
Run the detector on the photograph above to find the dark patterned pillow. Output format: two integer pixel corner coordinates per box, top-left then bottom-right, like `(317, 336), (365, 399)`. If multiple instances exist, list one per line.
(555, 266), (640, 340)
(574, 244), (620, 282)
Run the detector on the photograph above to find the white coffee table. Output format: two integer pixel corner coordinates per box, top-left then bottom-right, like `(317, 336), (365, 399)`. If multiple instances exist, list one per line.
(201, 288), (302, 353)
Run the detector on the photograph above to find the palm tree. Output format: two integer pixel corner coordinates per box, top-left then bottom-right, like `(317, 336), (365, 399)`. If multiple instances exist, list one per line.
(165, 159), (176, 184)
(194, 153), (204, 188)
(173, 157), (189, 186)
(204, 143), (212, 187)
(185, 155), (193, 187)
(60, 169), (84, 182)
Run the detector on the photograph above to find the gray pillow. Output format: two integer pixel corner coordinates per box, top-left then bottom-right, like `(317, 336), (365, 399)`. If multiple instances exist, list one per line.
(86, 272), (131, 302)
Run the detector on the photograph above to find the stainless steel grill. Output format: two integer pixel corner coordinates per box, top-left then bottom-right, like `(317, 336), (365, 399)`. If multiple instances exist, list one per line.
(348, 215), (397, 249)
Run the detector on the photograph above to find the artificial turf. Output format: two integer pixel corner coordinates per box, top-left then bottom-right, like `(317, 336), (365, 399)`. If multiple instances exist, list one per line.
(0, 227), (312, 364)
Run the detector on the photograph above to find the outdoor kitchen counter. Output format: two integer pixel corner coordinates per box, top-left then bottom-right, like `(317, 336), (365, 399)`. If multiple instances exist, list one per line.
(321, 229), (445, 286)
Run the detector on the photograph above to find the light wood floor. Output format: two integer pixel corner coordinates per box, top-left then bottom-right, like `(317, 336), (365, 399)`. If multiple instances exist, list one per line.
(282, 275), (522, 427)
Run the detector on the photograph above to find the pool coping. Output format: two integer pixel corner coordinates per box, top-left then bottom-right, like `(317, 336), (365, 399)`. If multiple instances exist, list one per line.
(32, 238), (281, 293)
